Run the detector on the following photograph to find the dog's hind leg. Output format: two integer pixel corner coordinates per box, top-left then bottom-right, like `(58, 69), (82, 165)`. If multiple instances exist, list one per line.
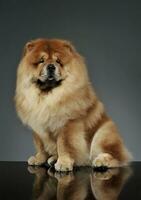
(90, 120), (132, 168)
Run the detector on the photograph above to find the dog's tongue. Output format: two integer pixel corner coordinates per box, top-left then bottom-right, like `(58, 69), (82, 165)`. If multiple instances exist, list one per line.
(48, 76), (54, 81)
(39, 75), (54, 82)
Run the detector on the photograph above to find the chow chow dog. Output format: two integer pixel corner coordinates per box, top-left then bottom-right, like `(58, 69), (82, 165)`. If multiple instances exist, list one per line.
(15, 38), (131, 171)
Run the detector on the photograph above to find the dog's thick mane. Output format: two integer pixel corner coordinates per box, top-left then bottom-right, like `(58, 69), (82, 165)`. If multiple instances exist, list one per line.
(15, 57), (97, 134)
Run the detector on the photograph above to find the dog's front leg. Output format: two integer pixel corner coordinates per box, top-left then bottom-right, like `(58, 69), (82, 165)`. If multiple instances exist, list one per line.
(28, 132), (48, 165)
(54, 121), (83, 172)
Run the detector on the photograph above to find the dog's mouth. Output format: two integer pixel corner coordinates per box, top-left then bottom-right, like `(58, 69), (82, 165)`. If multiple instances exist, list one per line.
(32, 75), (62, 91)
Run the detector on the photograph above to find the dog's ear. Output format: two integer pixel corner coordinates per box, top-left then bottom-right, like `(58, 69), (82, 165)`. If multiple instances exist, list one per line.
(23, 40), (35, 56)
(63, 40), (76, 53)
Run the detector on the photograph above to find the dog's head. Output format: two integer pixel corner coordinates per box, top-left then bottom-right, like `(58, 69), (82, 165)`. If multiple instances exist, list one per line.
(20, 38), (83, 91)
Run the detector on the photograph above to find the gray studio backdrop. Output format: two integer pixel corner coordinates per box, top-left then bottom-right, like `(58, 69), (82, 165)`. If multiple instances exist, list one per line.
(0, 0), (140, 161)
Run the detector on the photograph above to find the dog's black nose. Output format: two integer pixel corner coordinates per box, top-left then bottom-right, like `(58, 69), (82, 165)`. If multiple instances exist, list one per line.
(47, 64), (55, 71)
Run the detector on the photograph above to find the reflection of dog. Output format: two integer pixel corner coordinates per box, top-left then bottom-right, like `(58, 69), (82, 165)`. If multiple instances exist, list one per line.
(28, 167), (57, 200)
(15, 38), (132, 171)
(28, 166), (132, 200)
(91, 167), (132, 200)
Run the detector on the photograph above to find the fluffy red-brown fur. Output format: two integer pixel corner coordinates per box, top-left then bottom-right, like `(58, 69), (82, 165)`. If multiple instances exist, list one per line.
(15, 38), (132, 171)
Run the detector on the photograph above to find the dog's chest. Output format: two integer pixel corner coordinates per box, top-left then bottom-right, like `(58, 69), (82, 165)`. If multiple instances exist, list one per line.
(17, 87), (68, 134)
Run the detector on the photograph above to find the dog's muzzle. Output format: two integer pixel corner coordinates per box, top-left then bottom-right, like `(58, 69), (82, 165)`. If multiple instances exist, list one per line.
(39, 63), (56, 82)
(46, 64), (56, 80)
(34, 63), (62, 91)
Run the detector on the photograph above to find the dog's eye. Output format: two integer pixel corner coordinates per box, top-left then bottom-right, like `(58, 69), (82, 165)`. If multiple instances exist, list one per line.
(38, 57), (44, 64)
(33, 57), (45, 66)
(56, 58), (63, 66)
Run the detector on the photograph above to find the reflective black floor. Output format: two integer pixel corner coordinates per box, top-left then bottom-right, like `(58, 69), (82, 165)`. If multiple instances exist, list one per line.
(0, 162), (141, 199)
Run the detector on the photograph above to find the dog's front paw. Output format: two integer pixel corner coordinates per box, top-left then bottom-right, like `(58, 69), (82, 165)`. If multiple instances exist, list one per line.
(92, 153), (119, 168)
(47, 155), (57, 166)
(55, 157), (74, 172)
(28, 152), (47, 166)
